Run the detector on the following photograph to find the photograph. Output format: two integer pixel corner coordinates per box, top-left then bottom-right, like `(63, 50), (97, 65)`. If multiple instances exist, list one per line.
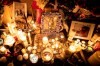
(13, 2), (27, 29)
(41, 12), (62, 34)
(69, 21), (95, 40)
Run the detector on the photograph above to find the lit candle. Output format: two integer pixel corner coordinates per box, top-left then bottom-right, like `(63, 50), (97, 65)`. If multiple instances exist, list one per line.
(17, 55), (23, 61)
(30, 54), (38, 63)
(23, 53), (28, 60)
(42, 36), (48, 44)
(17, 30), (26, 41)
(55, 37), (58, 41)
(55, 43), (59, 49)
(23, 41), (28, 47)
(0, 46), (6, 52)
(0, 38), (3, 45)
(33, 46), (37, 49)
(27, 46), (32, 52)
(52, 39), (55, 42)
(4, 35), (15, 47)
(28, 32), (32, 44)
(60, 35), (64, 38)
(21, 48), (26, 54)
(32, 23), (37, 29)
(69, 45), (76, 52)
(45, 54), (51, 61)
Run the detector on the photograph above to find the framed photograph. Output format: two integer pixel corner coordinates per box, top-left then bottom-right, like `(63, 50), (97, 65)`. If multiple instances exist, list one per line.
(41, 12), (63, 34)
(69, 21), (95, 40)
(13, 2), (27, 29)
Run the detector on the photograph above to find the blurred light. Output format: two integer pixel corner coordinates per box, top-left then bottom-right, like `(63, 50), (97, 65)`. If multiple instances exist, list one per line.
(27, 46), (32, 52)
(4, 35), (15, 47)
(55, 37), (58, 41)
(0, 38), (3, 45)
(60, 35), (64, 38)
(69, 45), (76, 52)
(21, 48), (26, 54)
(30, 54), (38, 63)
(0, 46), (6, 52)
(42, 36), (48, 44)
(18, 30), (26, 41)
(52, 39), (55, 42)
(33, 23), (37, 29)
(23, 53), (28, 60)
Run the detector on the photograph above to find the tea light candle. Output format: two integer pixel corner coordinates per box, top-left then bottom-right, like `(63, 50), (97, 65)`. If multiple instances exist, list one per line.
(55, 37), (59, 41)
(21, 48), (26, 54)
(60, 35), (64, 38)
(23, 53), (28, 60)
(30, 54), (38, 63)
(27, 46), (32, 52)
(17, 55), (23, 61)
(69, 45), (76, 52)
(0, 46), (6, 52)
(45, 54), (51, 61)
(42, 36), (48, 44)
(4, 35), (15, 47)
(52, 39), (55, 43)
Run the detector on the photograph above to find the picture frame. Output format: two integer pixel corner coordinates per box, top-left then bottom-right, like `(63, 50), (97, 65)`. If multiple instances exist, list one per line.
(41, 12), (63, 34)
(13, 2), (27, 29)
(69, 21), (95, 40)
(94, 24), (100, 35)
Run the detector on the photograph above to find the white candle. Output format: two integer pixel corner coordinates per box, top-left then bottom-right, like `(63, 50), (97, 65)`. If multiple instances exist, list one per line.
(23, 53), (28, 60)
(28, 32), (32, 44)
(0, 46), (6, 52)
(4, 35), (15, 47)
(42, 36), (48, 44)
(27, 46), (32, 52)
(60, 35), (64, 38)
(45, 54), (51, 61)
(17, 30), (26, 41)
(69, 45), (76, 52)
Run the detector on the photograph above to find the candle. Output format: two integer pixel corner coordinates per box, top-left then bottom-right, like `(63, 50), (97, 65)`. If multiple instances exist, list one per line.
(52, 39), (55, 42)
(4, 35), (15, 47)
(55, 37), (58, 41)
(17, 30), (26, 41)
(69, 45), (76, 52)
(42, 36), (48, 44)
(30, 54), (38, 63)
(28, 32), (32, 44)
(32, 23), (37, 29)
(45, 54), (51, 61)
(0, 38), (3, 45)
(21, 48), (26, 54)
(17, 55), (23, 61)
(0, 46), (6, 52)
(27, 46), (32, 52)
(60, 35), (64, 38)
(23, 53), (28, 60)
(55, 43), (59, 49)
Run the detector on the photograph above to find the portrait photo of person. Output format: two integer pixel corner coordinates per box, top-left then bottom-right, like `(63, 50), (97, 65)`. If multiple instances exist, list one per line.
(70, 21), (95, 40)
